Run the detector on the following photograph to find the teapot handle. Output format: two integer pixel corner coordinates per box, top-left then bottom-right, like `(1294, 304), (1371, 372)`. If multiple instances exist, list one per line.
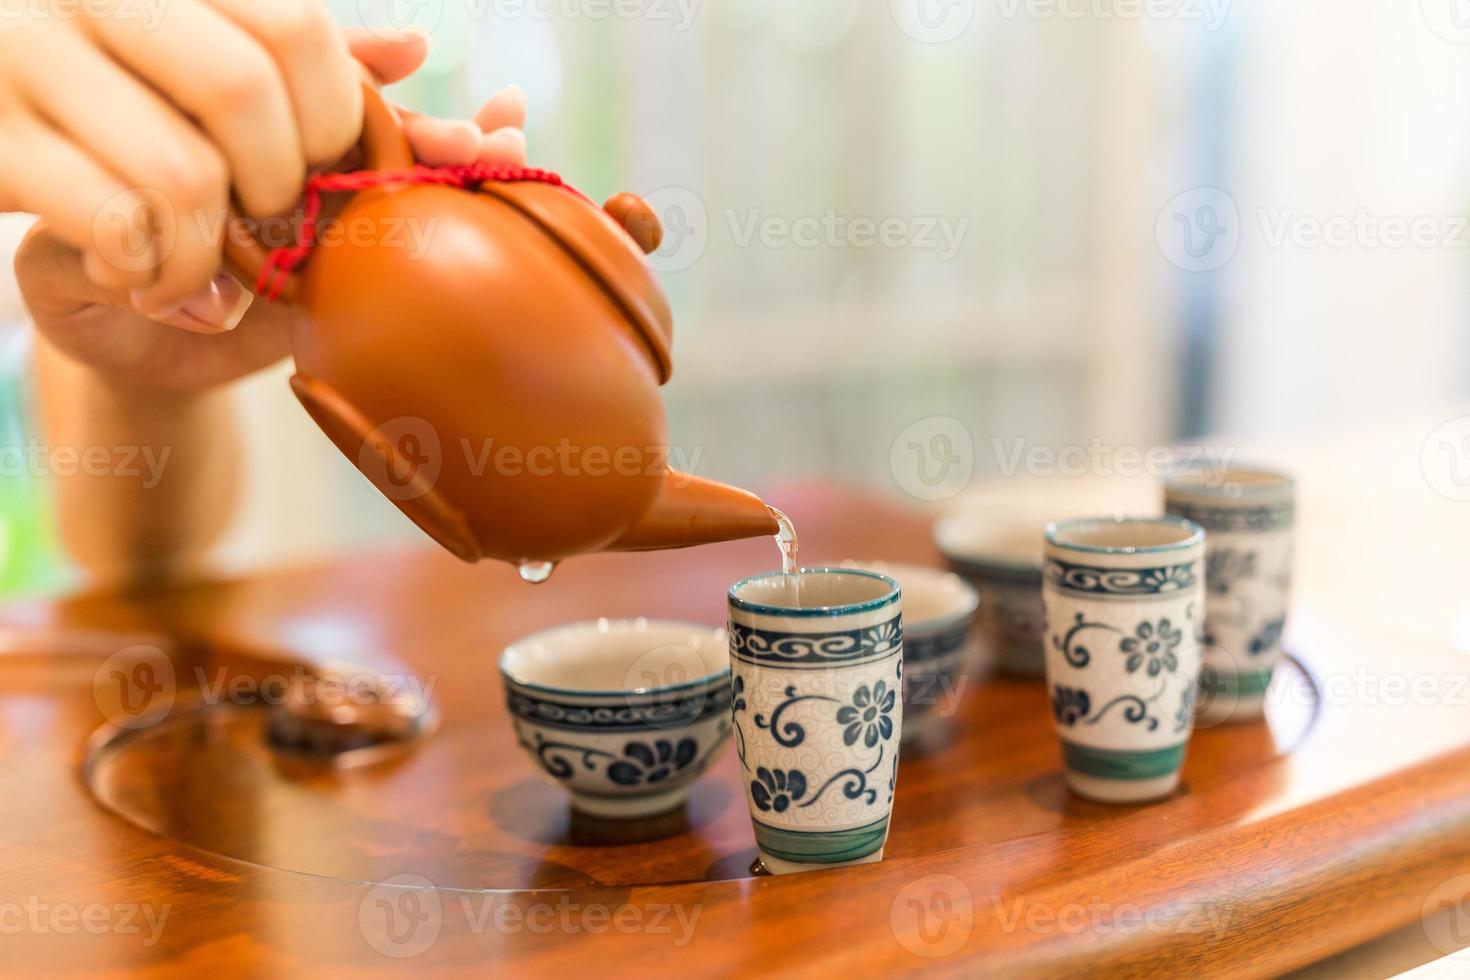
(222, 83), (413, 303)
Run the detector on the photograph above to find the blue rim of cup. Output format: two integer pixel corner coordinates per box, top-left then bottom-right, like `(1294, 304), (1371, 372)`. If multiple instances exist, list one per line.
(498, 619), (731, 698)
(728, 567), (901, 618)
(1044, 515), (1205, 555)
(1164, 464), (1295, 500)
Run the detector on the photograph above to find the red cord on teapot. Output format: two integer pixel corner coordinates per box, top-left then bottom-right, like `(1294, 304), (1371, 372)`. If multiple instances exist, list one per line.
(256, 164), (590, 301)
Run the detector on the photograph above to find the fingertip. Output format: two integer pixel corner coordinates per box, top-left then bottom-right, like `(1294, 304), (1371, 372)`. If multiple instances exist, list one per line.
(129, 272), (252, 335)
(474, 84), (529, 133)
(345, 25), (433, 85)
(408, 117), (481, 166)
(394, 25), (435, 50)
(129, 247), (226, 326)
(478, 127), (528, 167)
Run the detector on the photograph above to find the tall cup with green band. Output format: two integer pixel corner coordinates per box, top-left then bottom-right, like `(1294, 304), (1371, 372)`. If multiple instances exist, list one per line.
(1165, 466), (1295, 725)
(728, 568), (903, 875)
(1041, 516), (1206, 804)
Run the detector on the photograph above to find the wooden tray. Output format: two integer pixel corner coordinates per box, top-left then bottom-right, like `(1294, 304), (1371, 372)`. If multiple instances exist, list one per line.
(3, 483), (1470, 977)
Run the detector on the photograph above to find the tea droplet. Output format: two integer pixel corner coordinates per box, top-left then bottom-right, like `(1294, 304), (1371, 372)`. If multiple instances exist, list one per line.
(518, 560), (556, 584)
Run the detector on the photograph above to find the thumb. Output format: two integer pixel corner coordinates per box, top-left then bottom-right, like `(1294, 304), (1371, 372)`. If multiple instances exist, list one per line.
(129, 271), (253, 336)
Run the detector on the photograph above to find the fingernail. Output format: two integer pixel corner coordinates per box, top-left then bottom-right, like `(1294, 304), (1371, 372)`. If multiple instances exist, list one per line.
(132, 273), (253, 334)
(440, 120), (482, 165)
(479, 127), (527, 165)
(399, 25), (434, 50)
(490, 127), (526, 148)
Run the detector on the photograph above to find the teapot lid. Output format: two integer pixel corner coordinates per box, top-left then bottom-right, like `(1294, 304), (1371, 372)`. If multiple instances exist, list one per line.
(478, 182), (674, 384)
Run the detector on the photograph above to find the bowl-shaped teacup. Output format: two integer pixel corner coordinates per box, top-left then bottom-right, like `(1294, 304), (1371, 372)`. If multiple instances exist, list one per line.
(500, 619), (733, 818)
(935, 477), (1162, 678)
(843, 561), (979, 740)
(934, 514), (1046, 677)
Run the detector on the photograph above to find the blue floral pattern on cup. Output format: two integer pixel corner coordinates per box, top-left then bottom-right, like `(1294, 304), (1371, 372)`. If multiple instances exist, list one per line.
(500, 621), (733, 818)
(1120, 618), (1183, 677)
(519, 730), (722, 788)
(1047, 606), (1199, 736)
(607, 738), (698, 785)
(1052, 685), (1091, 726)
(751, 767), (807, 812)
(837, 681), (897, 747)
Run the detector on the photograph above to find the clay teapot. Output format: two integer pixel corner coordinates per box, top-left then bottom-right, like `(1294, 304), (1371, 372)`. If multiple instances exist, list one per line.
(225, 86), (777, 566)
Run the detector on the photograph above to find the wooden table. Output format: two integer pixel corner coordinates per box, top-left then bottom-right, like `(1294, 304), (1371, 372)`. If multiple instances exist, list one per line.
(3, 482), (1470, 977)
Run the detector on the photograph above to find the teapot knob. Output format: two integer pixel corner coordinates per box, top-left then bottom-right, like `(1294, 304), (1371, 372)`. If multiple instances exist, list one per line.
(604, 193), (663, 255)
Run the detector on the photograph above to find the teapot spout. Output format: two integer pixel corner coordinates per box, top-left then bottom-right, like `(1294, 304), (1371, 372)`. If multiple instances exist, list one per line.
(608, 471), (779, 551)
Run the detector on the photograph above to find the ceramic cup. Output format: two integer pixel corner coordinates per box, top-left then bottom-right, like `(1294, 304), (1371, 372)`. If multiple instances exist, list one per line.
(728, 568), (903, 875)
(1165, 467), (1295, 724)
(1042, 517), (1206, 804)
(500, 619), (732, 819)
(934, 515), (1045, 677)
(842, 561), (979, 743)
(935, 476), (1162, 678)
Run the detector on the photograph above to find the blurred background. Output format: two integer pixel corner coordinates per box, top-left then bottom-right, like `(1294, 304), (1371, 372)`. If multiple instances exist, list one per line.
(2, 0), (1470, 595)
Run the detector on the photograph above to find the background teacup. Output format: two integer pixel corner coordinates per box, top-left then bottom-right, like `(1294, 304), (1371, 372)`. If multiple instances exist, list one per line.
(842, 561), (979, 742)
(500, 619), (732, 820)
(936, 475), (1160, 678)
(728, 568), (902, 875)
(1165, 466), (1295, 724)
(1042, 516), (1205, 804)
(934, 515), (1045, 677)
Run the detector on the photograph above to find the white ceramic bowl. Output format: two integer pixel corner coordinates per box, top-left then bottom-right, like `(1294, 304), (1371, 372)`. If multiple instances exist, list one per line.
(500, 619), (732, 818)
(933, 514), (1047, 677)
(841, 562), (979, 739)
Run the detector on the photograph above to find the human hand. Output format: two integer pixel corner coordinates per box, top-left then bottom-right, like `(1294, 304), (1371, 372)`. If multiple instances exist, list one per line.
(5, 9), (528, 389)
